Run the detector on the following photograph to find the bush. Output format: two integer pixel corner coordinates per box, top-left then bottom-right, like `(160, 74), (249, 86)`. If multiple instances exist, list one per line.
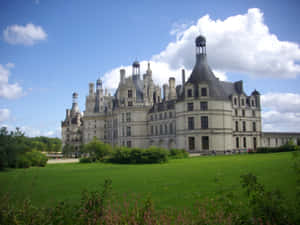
(25, 150), (48, 167)
(79, 157), (93, 163)
(16, 155), (31, 168)
(109, 146), (168, 164)
(256, 141), (299, 154)
(83, 138), (112, 160)
(169, 148), (189, 159)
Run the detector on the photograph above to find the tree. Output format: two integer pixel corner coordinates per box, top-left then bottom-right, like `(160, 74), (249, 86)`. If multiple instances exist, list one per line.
(83, 137), (111, 160)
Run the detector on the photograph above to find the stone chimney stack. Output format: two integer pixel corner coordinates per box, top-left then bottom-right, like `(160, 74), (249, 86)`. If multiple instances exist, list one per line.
(89, 83), (94, 96)
(163, 84), (169, 101)
(182, 69), (185, 85)
(120, 69), (125, 83)
(168, 77), (176, 100)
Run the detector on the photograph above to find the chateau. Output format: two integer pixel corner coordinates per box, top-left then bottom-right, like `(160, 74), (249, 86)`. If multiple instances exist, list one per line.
(61, 35), (300, 154)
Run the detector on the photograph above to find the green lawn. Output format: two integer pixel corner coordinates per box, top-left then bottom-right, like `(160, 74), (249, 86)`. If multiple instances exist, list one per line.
(0, 152), (297, 210)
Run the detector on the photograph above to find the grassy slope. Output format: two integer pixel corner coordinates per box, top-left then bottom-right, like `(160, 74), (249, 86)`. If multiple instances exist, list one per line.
(0, 152), (296, 209)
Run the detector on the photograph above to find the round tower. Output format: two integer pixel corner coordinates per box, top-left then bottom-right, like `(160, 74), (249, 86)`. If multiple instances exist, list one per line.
(132, 60), (140, 80)
(195, 35), (206, 55)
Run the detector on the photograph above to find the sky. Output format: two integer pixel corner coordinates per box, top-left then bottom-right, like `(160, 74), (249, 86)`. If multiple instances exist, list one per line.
(0, 0), (300, 137)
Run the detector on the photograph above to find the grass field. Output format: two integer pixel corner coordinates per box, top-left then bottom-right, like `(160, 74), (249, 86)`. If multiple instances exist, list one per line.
(0, 152), (297, 210)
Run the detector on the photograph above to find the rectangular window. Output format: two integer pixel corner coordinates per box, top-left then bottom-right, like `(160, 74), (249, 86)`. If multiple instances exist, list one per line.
(160, 125), (163, 134)
(187, 89), (193, 97)
(241, 99), (245, 106)
(188, 117), (194, 130)
(243, 137), (247, 148)
(253, 122), (256, 132)
(169, 111), (172, 118)
(155, 126), (158, 136)
(128, 101), (133, 107)
(243, 121), (246, 132)
(127, 141), (131, 148)
(159, 113), (162, 120)
(126, 112), (131, 122)
(202, 136), (209, 150)
(252, 110), (255, 117)
(150, 115), (153, 121)
(253, 137), (257, 149)
(201, 88), (207, 96)
(151, 126), (153, 135)
(201, 116), (208, 129)
(188, 137), (195, 150)
(164, 112), (167, 119)
(235, 121), (239, 131)
(187, 102), (194, 111)
(122, 113), (125, 122)
(235, 109), (238, 116)
(155, 114), (157, 120)
(242, 110), (245, 117)
(128, 90), (132, 98)
(251, 100), (255, 106)
(234, 98), (237, 105)
(236, 137), (239, 148)
(200, 101), (208, 111)
(165, 124), (168, 134)
(126, 126), (131, 136)
(169, 123), (173, 134)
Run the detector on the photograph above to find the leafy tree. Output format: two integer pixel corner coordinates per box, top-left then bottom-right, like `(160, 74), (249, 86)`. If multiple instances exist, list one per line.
(83, 137), (111, 160)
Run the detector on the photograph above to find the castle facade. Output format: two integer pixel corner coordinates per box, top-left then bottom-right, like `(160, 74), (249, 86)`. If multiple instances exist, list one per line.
(61, 35), (299, 154)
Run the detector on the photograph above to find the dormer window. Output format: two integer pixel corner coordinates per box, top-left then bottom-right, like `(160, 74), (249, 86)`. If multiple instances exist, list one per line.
(234, 98), (237, 105)
(241, 98), (245, 106)
(128, 101), (133, 107)
(251, 100), (255, 106)
(201, 88), (207, 96)
(187, 89), (193, 97)
(128, 90), (132, 98)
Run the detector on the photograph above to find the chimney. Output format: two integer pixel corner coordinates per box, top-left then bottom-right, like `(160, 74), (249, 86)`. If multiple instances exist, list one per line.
(163, 84), (169, 101)
(89, 83), (94, 96)
(105, 88), (108, 96)
(168, 77), (177, 100)
(182, 69), (185, 85)
(120, 69), (125, 83)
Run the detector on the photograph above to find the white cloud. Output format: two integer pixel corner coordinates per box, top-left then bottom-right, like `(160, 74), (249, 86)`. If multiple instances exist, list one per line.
(3, 23), (47, 46)
(0, 64), (23, 99)
(102, 60), (226, 92)
(153, 8), (300, 78)
(261, 93), (300, 132)
(0, 108), (10, 123)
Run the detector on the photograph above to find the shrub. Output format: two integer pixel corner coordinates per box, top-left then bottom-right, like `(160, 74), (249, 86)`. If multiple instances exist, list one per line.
(83, 138), (112, 160)
(16, 155), (31, 168)
(79, 157), (93, 163)
(169, 148), (189, 159)
(25, 150), (48, 167)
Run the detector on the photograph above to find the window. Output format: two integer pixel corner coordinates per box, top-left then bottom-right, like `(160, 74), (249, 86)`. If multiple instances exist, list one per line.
(128, 90), (132, 98)
(164, 112), (167, 119)
(241, 99), (245, 106)
(122, 127), (125, 137)
(155, 114), (157, 120)
(252, 110), (255, 117)
(169, 123), (173, 134)
(234, 98), (237, 105)
(155, 126), (158, 135)
(201, 116), (208, 129)
(202, 136), (209, 150)
(187, 102), (194, 111)
(188, 117), (194, 130)
(243, 137), (247, 148)
(159, 113), (162, 120)
(122, 113), (125, 122)
(253, 122), (256, 132)
(200, 101), (208, 111)
(127, 141), (131, 148)
(151, 126), (154, 135)
(126, 112), (131, 122)
(236, 137), (239, 148)
(253, 137), (257, 149)
(235, 121), (239, 131)
(169, 111), (173, 118)
(164, 124), (168, 134)
(160, 125), (163, 134)
(187, 89), (193, 97)
(235, 109), (238, 116)
(189, 137), (195, 150)
(126, 126), (131, 136)
(128, 101), (133, 107)
(251, 100), (255, 106)
(242, 110), (245, 117)
(243, 121), (246, 132)
(201, 88), (207, 96)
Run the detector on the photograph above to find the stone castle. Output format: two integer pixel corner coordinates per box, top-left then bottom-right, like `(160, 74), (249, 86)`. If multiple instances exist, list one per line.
(61, 35), (300, 154)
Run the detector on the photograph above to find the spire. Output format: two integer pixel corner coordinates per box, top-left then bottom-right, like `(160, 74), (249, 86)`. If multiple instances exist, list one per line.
(146, 61), (152, 76)
(71, 92), (79, 114)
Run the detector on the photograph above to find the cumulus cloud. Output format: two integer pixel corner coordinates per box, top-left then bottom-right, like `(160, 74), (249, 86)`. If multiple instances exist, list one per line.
(3, 23), (47, 46)
(153, 8), (300, 78)
(0, 108), (10, 123)
(261, 93), (300, 132)
(0, 63), (23, 99)
(102, 60), (226, 92)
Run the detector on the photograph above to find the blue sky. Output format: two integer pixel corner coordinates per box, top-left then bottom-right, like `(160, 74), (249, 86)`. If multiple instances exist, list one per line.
(0, 0), (300, 137)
